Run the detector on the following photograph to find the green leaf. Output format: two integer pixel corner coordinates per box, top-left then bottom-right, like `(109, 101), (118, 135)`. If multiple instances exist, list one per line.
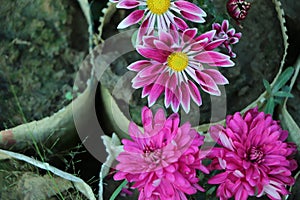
(274, 91), (294, 98)
(109, 180), (128, 200)
(272, 67), (294, 93)
(65, 91), (73, 100)
(263, 79), (272, 94)
(264, 97), (275, 115)
(274, 98), (283, 105)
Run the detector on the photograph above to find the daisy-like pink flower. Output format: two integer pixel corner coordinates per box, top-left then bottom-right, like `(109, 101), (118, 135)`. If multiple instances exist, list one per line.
(110, 0), (206, 39)
(128, 28), (234, 113)
(207, 108), (298, 200)
(212, 20), (242, 58)
(114, 106), (209, 200)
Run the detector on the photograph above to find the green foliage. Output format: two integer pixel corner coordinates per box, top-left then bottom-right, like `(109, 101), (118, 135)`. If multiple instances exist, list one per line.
(263, 67), (294, 115)
(110, 180), (128, 200)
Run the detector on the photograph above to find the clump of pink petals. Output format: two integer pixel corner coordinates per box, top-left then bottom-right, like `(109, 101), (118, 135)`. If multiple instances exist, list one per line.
(212, 20), (241, 58)
(208, 107), (298, 200)
(114, 106), (209, 200)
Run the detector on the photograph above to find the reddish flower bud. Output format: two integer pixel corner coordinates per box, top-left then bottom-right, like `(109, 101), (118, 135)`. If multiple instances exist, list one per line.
(227, 0), (251, 23)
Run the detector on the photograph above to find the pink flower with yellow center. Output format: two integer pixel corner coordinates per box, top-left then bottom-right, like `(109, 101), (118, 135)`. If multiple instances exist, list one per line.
(128, 28), (234, 113)
(207, 108), (298, 200)
(114, 106), (209, 200)
(110, 0), (206, 39)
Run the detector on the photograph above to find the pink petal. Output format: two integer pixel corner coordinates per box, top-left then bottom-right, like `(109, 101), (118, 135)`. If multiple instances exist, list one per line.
(173, 16), (188, 30)
(132, 74), (158, 88)
(166, 73), (177, 92)
(221, 20), (229, 32)
(138, 17), (150, 43)
(171, 87), (181, 112)
(137, 46), (169, 63)
(194, 51), (228, 63)
(169, 23), (179, 42)
(117, 10), (145, 29)
(180, 82), (191, 113)
(159, 30), (175, 46)
(195, 30), (216, 42)
(165, 88), (173, 108)
(190, 39), (207, 51)
(142, 36), (156, 47)
(181, 10), (205, 23)
(211, 60), (235, 67)
(142, 84), (153, 97)
(148, 84), (164, 106)
(154, 40), (173, 52)
(204, 39), (225, 51)
(154, 108), (166, 125)
(139, 63), (164, 77)
(174, 0), (206, 19)
(182, 28), (197, 44)
(117, 0), (140, 9)
(196, 71), (221, 95)
(188, 80), (202, 106)
(209, 124), (224, 142)
(229, 37), (239, 44)
(142, 106), (153, 131)
(194, 51), (234, 67)
(128, 121), (143, 139)
(212, 23), (221, 32)
(127, 60), (152, 71)
(208, 172), (229, 184)
(201, 69), (229, 85)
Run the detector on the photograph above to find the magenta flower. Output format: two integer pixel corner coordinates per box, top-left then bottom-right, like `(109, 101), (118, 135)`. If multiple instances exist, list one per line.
(114, 107), (209, 200)
(207, 108), (298, 200)
(110, 0), (206, 40)
(212, 20), (242, 58)
(128, 28), (234, 113)
(227, 0), (251, 24)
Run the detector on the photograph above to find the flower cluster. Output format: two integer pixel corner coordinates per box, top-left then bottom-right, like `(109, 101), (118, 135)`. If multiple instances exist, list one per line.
(114, 107), (209, 199)
(108, 1), (298, 200)
(110, 0), (241, 112)
(114, 107), (297, 200)
(208, 108), (298, 200)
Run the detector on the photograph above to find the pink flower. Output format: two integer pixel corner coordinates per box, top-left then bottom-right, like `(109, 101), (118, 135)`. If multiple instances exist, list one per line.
(207, 108), (298, 200)
(212, 20), (242, 58)
(114, 107), (209, 200)
(227, 0), (251, 24)
(110, 0), (206, 40)
(128, 28), (234, 113)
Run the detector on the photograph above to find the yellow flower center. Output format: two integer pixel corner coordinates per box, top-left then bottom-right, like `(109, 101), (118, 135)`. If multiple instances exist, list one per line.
(167, 52), (189, 72)
(147, 0), (170, 15)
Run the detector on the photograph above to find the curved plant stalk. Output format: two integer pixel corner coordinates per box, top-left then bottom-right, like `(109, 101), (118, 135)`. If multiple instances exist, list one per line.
(98, 2), (117, 42)
(0, 149), (96, 200)
(77, 0), (95, 52)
